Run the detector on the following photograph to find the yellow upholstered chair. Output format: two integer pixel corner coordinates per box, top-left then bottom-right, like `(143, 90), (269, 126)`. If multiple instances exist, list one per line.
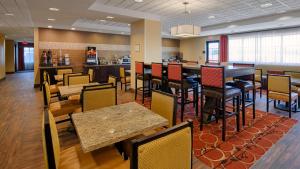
(63, 73), (82, 86)
(43, 71), (59, 96)
(43, 82), (81, 123)
(68, 74), (90, 86)
(88, 68), (94, 82)
(130, 121), (193, 169)
(82, 85), (117, 111)
(43, 110), (129, 169)
(120, 67), (131, 91)
(267, 74), (298, 118)
(151, 90), (177, 128)
(57, 68), (73, 75)
(255, 69), (263, 98)
(108, 75), (117, 86)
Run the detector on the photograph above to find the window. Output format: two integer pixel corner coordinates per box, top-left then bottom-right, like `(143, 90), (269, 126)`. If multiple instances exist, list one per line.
(24, 47), (34, 70)
(206, 41), (220, 63)
(228, 27), (300, 65)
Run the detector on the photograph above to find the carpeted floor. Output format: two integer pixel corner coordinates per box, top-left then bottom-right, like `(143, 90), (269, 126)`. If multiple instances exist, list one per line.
(134, 96), (297, 169)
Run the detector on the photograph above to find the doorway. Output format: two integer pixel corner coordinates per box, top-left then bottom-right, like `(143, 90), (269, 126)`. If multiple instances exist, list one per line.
(17, 42), (34, 71)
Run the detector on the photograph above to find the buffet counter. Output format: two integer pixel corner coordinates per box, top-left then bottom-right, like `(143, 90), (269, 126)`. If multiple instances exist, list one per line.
(83, 64), (130, 83)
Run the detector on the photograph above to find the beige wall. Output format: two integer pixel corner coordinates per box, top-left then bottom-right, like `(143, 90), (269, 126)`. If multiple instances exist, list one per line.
(34, 28), (40, 85)
(144, 20), (162, 63)
(0, 33), (5, 80)
(5, 39), (15, 73)
(180, 35), (220, 64)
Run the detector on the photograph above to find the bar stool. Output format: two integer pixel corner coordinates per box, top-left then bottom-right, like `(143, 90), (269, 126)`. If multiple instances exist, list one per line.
(151, 62), (163, 90)
(167, 63), (198, 122)
(135, 61), (151, 104)
(227, 63), (256, 126)
(200, 66), (241, 141)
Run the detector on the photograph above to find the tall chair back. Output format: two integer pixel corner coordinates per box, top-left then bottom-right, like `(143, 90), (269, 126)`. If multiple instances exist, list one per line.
(285, 71), (300, 79)
(135, 61), (144, 75)
(82, 86), (117, 111)
(130, 121), (193, 169)
(63, 72), (82, 86)
(151, 63), (163, 79)
(88, 68), (94, 82)
(43, 71), (51, 84)
(151, 90), (177, 128)
(267, 74), (290, 94)
(57, 69), (72, 75)
(120, 67), (126, 79)
(43, 110), (60, 169)
(201, 66), (224, 89)
(255, 69), (263, 82)
(68, 74), (90, 85)
(167, 63), (182, 82)
(43, 82), (51, 106)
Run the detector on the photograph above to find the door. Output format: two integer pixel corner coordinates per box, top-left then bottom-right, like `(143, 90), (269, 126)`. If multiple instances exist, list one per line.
(206, 41), (220, 63)
(23, 47), (34, 70)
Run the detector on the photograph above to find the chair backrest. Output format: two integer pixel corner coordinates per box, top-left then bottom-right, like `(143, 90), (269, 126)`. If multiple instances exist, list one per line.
(267, 70), (284, 75)
(43, 71), (50, 84)
(201, 66), (224, 89)
(108, 75), (117, 86)
(88, 68), (94, 82)
(168, 63), (182, 82)
(255, 69), (263, 82)
(135, 61), (144, 75)
(57, 68), (72, 75)
(130, 121), (193, 169)
(63, 72), (82, 86)
(232, 63), (255, 67)
(43, 82), (51, 106)
(285, 71), (300, 79)
(267, 74), (290, 94)
(151, 90), (177, 128)
(68, 74), (90, 86)
(151, 63), (163, 79)
(120, 67), (126, 78)
(82, 86), (117, 111)
(43, 110), (60, 169)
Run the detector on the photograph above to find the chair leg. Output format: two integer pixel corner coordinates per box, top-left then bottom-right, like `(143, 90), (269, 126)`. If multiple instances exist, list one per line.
(142, 79), (145, 104)
(200, 92), (204, 131)
(135, 77), (137, 101)
(267, 97), (269, 112)
(289, 102), (292, 118)
(222, 98), (226, 141)
(241, 90), (246, 126)
(121, 82), (123, 90)
(252, 87), (256, 119)
(195, 87), (199, 116)
(260, 88), (262, 98)
(236, 96), (240, 132)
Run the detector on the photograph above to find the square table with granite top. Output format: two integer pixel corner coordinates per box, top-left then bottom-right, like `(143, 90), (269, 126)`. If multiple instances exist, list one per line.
(58, 82), (99, 97)
(72, 102), (168, 153)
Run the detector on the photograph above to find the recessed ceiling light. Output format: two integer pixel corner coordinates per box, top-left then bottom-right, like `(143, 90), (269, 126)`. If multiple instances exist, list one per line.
(71, 27), (76, 30)
(208, 15), (216, 19)
(5, 13), (14, 16)
(48, 18), (55, 21)
(260, 3), (272, 8)
(277, 10), (286, 14)
(106, 16), (114, 19)
(49, 8), (59, 11)
(48, 25), (53, 28)
(99, 19), (106, 22)
(121, 32), (125, 34)
(134, 0), (143, 2)
(128, 24), (131, 26)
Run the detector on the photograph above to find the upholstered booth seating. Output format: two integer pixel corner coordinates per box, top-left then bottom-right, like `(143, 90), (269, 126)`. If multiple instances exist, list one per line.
(168, 63), (198, 122)
(135, 62), (151, 104)
(68, 74), (90, 86)
(81, 85), (117, 112)
(200, 66), (241, 141)
(43, 110), (129, 169)
(151, 63), (163, 89)
(120, 67), (131, 91)
(130, 121), (193, 169)
(267, 74), (298, 118)
(43, 82), (81, 123)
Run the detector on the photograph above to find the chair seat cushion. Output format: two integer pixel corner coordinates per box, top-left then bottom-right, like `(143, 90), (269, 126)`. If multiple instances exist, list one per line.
(202, 87), (241, 99)
(255, 82), (262, 89)
(56, 81), (63, 86)
(68, 94), (81, 104)
(268, 91), (298, 102)
(49, 100), (81, 117)
(50, 85), (59, 94)
(59, 145), (129, 169)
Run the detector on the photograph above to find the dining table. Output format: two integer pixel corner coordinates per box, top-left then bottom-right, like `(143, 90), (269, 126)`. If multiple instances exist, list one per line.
(58, 82), (99, 97)
(72, 102), (168, 153)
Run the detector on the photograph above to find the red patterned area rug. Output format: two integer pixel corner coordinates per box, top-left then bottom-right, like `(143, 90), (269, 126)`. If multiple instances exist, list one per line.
(134, 97), (297, 169)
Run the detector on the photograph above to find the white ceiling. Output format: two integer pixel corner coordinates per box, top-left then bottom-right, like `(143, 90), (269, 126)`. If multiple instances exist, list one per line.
(2, 0), (300, 41)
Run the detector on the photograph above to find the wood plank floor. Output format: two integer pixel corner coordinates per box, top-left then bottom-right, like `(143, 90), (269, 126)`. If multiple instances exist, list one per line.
(1, 72), (300, 169)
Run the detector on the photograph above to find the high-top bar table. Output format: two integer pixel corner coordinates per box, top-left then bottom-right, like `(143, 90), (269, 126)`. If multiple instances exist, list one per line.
(72, 102), (168, 153)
